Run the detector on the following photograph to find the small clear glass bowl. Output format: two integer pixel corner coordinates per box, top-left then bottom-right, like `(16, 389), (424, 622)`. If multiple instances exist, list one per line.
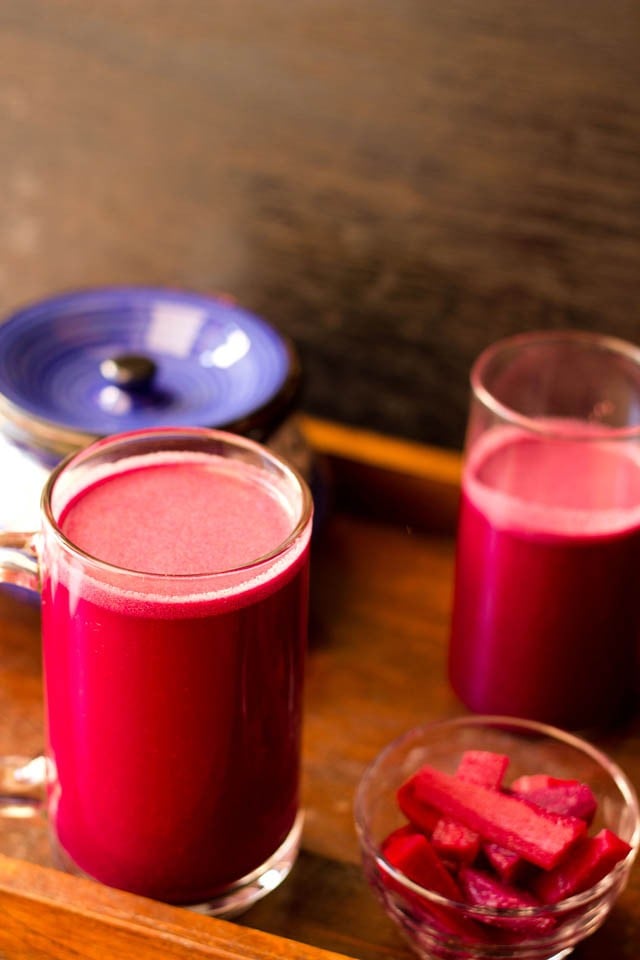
(354, 715), (639, 960)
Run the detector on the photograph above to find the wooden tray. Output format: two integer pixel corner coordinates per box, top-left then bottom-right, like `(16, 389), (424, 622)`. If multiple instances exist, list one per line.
(0, 417), (637, 959)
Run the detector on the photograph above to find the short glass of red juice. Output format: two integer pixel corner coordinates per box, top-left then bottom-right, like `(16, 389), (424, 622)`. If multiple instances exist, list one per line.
(449, 331), (640, 730)
(3, 427), (313, 915)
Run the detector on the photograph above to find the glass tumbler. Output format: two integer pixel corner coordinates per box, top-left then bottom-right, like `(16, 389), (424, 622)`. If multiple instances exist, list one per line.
(0, 426), (313, 916)
(448, 330), (640, 729)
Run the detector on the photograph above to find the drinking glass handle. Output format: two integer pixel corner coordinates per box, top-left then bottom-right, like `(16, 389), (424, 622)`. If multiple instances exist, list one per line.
(0, 531), (40, 593)
(0, 531), (44, 816)
(0, 755), (46, 816)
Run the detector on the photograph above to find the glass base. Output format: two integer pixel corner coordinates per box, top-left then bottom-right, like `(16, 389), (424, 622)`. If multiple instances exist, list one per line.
(0, 754), (46, 817)
(51, 809), (304, 918)
(190, 810), (304, 917)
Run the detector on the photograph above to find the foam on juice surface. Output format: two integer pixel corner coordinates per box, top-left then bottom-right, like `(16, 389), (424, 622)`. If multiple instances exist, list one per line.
(52, 451), (310, 610)
(466, 425), (640, 537)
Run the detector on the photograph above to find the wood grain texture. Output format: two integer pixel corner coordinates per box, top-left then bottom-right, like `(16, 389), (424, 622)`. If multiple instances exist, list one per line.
(0, 2), (639, 446)
(0, 852), (356, 960)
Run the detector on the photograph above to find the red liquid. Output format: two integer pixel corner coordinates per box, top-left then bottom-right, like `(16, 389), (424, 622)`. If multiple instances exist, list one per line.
(449, 427), (640, 728)
(41, 455), (310, 904)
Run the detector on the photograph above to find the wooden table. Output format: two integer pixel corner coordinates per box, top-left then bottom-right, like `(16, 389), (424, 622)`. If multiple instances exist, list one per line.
(0, 417), (638, 959)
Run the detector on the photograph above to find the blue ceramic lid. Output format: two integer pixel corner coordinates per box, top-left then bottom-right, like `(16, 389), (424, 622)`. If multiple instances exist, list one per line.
(0, 287), (300, 457)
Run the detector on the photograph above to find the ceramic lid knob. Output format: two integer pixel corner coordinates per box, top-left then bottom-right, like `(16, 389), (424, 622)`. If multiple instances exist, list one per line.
(99, 354), (158, 391)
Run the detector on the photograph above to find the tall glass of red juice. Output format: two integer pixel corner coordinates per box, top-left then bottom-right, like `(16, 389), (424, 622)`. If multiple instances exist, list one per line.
(449, 331), (640, 729)
(14, 427), (312, 915)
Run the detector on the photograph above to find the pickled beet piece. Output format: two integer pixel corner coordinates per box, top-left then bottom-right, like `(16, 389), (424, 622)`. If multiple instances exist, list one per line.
(382, 828), (463, 900)
(432, 818), (481, 863)
(397, 780), (440, 835)
(402, 764), (586, 869)
(381, 828), (489, 942)
(532, 828), (632, 904)
(510, 774), (597, 823)
(454, 750), (510, 785)
(483, 842), (528, 884)
(483, 775), (595, 881)
(432, 751), (509, 863)
(458, 867), (556, 934)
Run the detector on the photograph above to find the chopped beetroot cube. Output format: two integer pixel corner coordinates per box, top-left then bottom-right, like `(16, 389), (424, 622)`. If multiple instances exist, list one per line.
(510, 774), (597, 823)
(397, 780), (441, 835)
(382, 823), (423, 848)
(483, 842), (528, 885)
(380, 829), (489, 943)
(382, 829), (463, 900)
(458, 867), (556, 934)
(532, 828), (632, 904)
(456, 750), (510, 785)
(431, 750), (508, 864)
(403, 764), (587, 869)
(432, 818), (481, 864)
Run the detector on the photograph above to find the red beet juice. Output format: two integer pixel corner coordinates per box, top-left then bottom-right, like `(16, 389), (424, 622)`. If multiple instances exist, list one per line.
(448, 426), (640, 728)
(40, 451), (311, 905)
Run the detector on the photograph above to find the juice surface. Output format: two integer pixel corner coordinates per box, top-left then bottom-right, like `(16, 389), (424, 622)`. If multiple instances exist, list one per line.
(42, 454), (310, 903)
(449, 427), (640, 727)
(59, 456), (293, 574)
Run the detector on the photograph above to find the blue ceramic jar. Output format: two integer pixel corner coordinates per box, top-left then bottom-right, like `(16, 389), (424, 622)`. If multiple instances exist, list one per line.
(0, 287), (306, 530)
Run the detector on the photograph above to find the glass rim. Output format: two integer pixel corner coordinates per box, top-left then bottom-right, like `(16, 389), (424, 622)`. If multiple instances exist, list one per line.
(40, 425), (313, 581)
(471, 329), (640, 441)
(353, 714), (640, 917)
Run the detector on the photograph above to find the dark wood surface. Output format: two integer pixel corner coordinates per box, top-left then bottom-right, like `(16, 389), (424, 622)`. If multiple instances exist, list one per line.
(0, 418), (637, 958)
(1, 2), (640, 447)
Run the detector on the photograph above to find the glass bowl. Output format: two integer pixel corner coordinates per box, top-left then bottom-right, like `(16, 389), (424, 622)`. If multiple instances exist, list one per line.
(354, 715), (639, 960)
